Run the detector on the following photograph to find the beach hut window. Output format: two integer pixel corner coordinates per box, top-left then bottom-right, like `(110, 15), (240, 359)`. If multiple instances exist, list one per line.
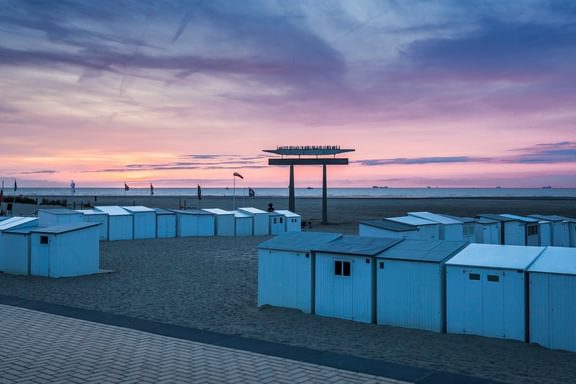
(334, 260), (351, 276)
(469, 273), (480, 280)
(40, 235), (49, 244)
(365, 258), (370, 264)
(280, 218), (283, 223)
(273, 218), (277, 224)
(527, 226), (538, 236)
(487, 275), (500, 282)
(379, 262), (384, 269)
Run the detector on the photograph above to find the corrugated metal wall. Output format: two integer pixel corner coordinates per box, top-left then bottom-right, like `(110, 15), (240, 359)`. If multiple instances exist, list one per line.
(0, 233), (30, 275)
(156, 215), (176, 238)
(109, 215), (133, 241)
(133, 212), (156, 239)
(377, 260), (444, 332)
(505, 222), (526, 245)
(258, 249), (313, 313)
(315, 252), (373, 323)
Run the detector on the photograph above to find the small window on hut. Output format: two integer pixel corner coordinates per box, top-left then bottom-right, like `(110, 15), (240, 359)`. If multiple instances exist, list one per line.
(343, 261), (351, 276)
(334, 260), (351, 276)
(40, 235), (49, 244)
(469, 273), (480, 281)
(487, 275), (500, 282)
(334, 261), (342, 276)
(280, 218), (283, 223)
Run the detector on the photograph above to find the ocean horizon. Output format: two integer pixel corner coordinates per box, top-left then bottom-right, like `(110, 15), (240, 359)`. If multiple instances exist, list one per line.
(8, 187), (576, 199)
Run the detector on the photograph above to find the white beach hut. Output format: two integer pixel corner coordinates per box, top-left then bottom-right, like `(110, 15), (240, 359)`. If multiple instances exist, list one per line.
(441, 215), (477, 243)
(238, 207), (269, 235)
(358, 219), (419, 239)
(313, 236), (402, 324)
(446, 243), (545, 341)
(257, 232), (343, 314)
(275, 210), (301, 232)
(0, 228), (34, 275)
(529, 215), (572, 247)
(376, 240), (468, 332)
(477, 214), (525, 245)
(268, 211), (285, 235)
(122, 206), (156, 239)
(202, 208), (235, 236)
(387, 216), (440, 240)
(76, 209), (109, 240)
(172, 209), (215, 237)
(154, 208), (176, 238)
(474, 217), (500, 244)
(0, 217), (39, 273)
(500, 214), (540, 246)
(233, 210), (253, 236)
(528, 247), (576, 352)
(38, 208), (84, 226)
(30, 223), (101, 278)
(408, 212), (464, 241)
(95, 206), (133, 241)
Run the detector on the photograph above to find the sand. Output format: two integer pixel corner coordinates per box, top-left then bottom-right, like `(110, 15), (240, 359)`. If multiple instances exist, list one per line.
(2, 195), (576, 383)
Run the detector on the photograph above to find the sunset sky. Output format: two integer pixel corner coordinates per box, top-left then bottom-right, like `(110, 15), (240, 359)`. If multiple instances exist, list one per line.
(1, 0), (575, 188)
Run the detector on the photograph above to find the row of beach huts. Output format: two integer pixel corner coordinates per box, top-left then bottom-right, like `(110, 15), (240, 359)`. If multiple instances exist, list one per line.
(0, 206), (301, 278)
(258, 232), (576, 352)
(360, 211), (576, 247)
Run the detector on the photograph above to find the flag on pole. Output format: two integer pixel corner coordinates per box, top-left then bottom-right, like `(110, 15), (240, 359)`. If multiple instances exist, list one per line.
(197, 184), (202, 200)
(124, 182), (130, 191)
(248, 187), (255, 197)
(150, 183), (154, 195)
(233, 172), (244, 179)
(0, 180), (3, 203)
(70, 180), (76, 194)
(14, 180), (17, 192)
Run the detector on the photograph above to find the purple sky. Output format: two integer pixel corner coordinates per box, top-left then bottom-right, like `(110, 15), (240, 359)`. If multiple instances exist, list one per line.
(0, 0), (575, 188)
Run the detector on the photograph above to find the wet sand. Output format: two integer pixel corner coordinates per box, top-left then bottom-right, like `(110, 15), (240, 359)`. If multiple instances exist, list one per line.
(2, 195), (576, 383)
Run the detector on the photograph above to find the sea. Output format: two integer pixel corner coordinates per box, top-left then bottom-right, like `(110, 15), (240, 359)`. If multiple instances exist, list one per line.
(10, 187), (576, 198)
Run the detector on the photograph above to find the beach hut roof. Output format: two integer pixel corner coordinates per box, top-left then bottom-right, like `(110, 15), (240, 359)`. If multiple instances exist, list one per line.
(122, 206), (155, 213)
(500, 214), (539, 223)
(440, 214), (477, 223)
(76, 209), (106, 216)
(95, 206), (131, 216)
(553, 215), (576, 223)
(446, 243), (545, 270)
(171, 209), (213, 215)
(239, 207), (267, 214)
(31, 222), (101, 235)
(387, 216), (438, 226)
(529, 214), (564, 222)
(408, 212), (463, 225)
(234, 211), (251, 218)
(476, 214), (517, 222)
(0, 217), (37, 230)
(275, 210), (300, 218)
(377, 240), (468, 262)
(258, 232), (342, 252)
(313, 235), (402, 256)
(38, 208), (81, 215)
(153, 208), (174, 215)
(475, 217), (499, 224)
(528, 247), (576, 275)
(359, 219), (417, 232)
(202, 208), (233, 215)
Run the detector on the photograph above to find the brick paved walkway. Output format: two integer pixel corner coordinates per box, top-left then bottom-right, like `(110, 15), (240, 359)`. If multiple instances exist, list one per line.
(0, 304), (407, 384)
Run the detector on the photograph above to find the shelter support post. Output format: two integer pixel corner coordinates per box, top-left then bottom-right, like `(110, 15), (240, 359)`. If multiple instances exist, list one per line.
(289, 164), (295, 212)
(322, 164), (327, 224)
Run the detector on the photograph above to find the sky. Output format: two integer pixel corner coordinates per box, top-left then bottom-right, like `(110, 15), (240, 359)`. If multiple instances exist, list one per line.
(0, 0), (575, 188)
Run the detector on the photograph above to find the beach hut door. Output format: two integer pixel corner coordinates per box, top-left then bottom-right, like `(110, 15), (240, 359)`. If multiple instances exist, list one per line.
(463, 270), (483, 334)
(36, 235), (51, 277)
(334, 259), (354, 320)
(482, 271), (505, 338)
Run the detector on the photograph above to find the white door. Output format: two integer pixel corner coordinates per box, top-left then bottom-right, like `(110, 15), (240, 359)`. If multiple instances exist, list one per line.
(463, 269), (483, 334)
(333, 258), (354, 320)
(482, 270), (505, 338)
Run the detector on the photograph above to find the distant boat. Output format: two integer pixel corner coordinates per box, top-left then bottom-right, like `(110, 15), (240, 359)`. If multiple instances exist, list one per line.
(542, 185), (552, 189)
(306, 186), (314, 189)
(496, 186), (502, 189)
(372, 186), (379, 189)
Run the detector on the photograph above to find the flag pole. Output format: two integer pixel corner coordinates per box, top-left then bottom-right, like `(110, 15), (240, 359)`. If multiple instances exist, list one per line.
(12, 179), (17, 216)
(233, 176), (236, 210)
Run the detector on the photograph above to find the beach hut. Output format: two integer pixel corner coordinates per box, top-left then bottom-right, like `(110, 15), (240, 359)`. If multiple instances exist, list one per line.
(474, 217), (500, 244)
(238, 207), (269, 235)
(313, 236), (402, 324)
(441, 214), (477, 243)
(528, 247), (576, 352)
(202, 208), (235, 236)
(0, 217), (39, 273)
(233, 210), (253, 236)
(500, 214), (540, 246)
(76, 209), (109, 240)
(172, 209), (215, 237)
(38, 209), (84, 227)
(275, 210), (301, 232)
(408, 212), (464, 241)
(122, 206), (156, 239)
(529, 215), (570, 247)
(268, 211), (285, 235)
(257, 232), (343, 313)
(154, 208), (176, 238)
(387, 216), (440, 240)
(446, 243), (545, 341)
(0, 228), (34, 275)
(476, 214), (525, 245)
(358, 219), (418, 239)
(376, 240), (468, 332)
(30, 223), (101, 278)
(95, 206), (133, 241)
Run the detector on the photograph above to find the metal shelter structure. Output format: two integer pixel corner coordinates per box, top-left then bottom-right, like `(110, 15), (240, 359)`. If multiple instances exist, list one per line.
(263, 146), (354, 224)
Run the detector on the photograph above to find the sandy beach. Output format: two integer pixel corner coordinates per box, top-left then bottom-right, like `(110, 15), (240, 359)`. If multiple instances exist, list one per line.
(2, 196), (576, 383)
